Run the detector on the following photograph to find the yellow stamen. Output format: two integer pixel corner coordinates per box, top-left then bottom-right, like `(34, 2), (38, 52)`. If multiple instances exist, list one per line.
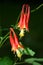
(16, 49), (22, 58)
(19, 29), (24, 37)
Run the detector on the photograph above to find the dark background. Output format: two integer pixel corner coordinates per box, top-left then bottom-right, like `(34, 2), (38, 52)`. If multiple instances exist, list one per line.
(0, 0), (43, 65)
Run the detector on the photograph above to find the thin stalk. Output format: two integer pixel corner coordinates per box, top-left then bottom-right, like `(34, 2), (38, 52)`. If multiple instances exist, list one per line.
(31, 4), (43, 13)
(0, 32), (9, 48)
(0, 36), (9, 48)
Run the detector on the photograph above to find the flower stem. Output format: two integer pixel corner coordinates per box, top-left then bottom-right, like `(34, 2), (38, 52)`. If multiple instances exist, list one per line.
(0, 32), (9, 48)
(31, 4), (43, 13)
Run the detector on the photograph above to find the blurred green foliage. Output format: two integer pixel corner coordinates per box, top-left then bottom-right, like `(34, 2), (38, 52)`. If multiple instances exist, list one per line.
(0, 57), (13, 65)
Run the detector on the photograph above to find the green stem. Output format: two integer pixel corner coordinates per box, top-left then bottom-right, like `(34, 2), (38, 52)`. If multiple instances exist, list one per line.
(16, 12), (20, 25)
(2, 32), (9, 40)
(31, 4), (43, 13)
(0, 32), (9, 48)
(11, 12), (20, 29)
(0, 36), (9, 48)
(0, 32), (9, 43)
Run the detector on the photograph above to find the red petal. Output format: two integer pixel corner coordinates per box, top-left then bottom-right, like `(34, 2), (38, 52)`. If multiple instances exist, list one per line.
(10, 28), (18, 50)
(18, 4), (30, 31)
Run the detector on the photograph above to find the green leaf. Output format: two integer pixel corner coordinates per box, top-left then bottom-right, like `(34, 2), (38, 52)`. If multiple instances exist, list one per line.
(0, 57), (13, 65)
(35, 58), (43, 62)
(24, 47), (35, 56)
(25, 58), (43, 62)
(25, 58), (43, 65)
(33, 62), (41, 65)
(25, 58), (34, 64)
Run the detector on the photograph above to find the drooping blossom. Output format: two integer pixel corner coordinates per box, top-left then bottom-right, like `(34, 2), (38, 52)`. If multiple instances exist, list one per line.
(9, 28), (24, 58)
(18, 4), (30, 37)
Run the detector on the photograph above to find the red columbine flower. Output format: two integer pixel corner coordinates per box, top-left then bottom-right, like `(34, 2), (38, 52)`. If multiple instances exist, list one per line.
(18, 4), (30, 37)
(9, 28), (24, 58)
